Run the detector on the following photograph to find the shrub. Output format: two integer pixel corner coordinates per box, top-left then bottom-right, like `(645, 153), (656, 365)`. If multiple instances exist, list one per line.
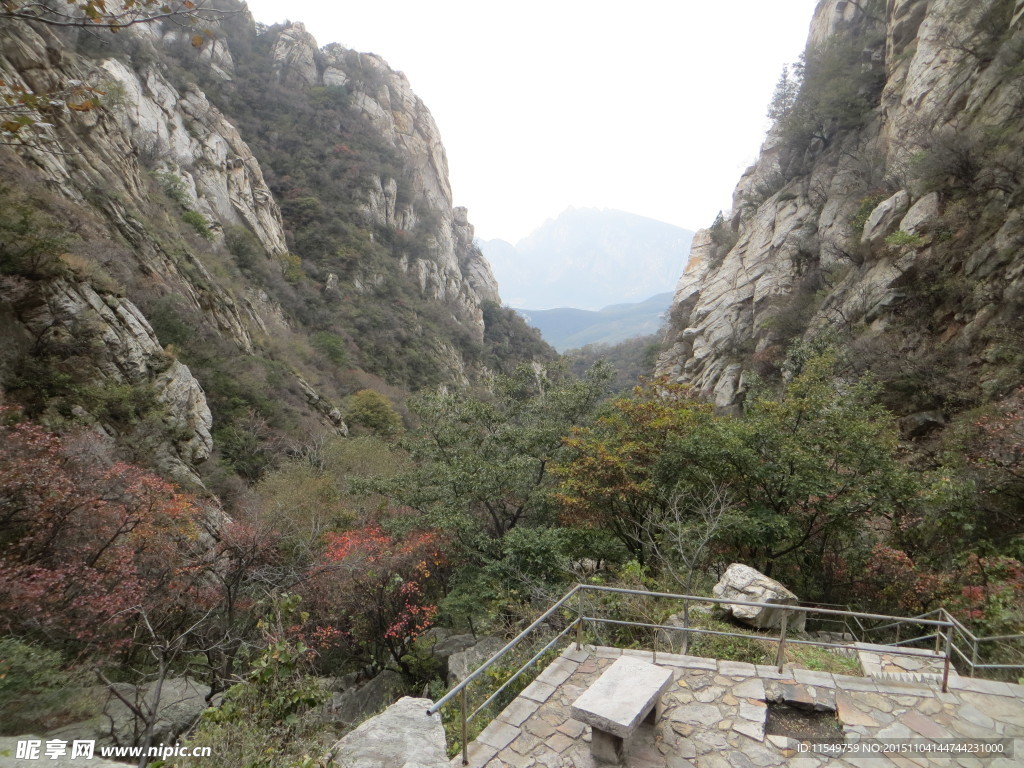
(707, 211), (739, 268)
(686, 616), (775, 666)
(181, 595), (327, 768)
(0, 638), (89, 734)
(225, 225), (264, 270)
(181, 210), (214, 239)
(276, 252), (303, 283)
(152, 170), (192, 208)
(851, 192), (888, 235)
(310, 331), (349, 368)
(0, 185), (70, 278)
(775, 28), (885, 158)
(884, 230), (926, 248)
(346, 389), (402, 436)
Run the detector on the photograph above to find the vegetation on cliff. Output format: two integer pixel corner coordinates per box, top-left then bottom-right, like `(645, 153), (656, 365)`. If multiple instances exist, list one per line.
(2, 1), (1024, 764)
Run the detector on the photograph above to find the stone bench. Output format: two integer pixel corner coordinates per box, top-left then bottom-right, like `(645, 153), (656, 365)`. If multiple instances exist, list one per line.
(570, 656), (674, 765)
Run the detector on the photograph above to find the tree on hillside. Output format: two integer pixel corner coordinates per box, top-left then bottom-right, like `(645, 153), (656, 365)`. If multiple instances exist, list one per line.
(369, 364), (612, 555)
(300, 520), (443, 674)
(346, 389), (403, 437)
(556, 380), (714, 566)
(557, 351), (917, 601)
(0, 409), (210, 651)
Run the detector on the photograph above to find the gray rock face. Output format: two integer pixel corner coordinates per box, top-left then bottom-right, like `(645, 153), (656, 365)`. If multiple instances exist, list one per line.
(656, 0), (1024, 414)
(899, 192), (940, 235)
(308, 37), (500, 342)
(16, 278), (212, 485)
(50, 677), (211, 748)
(325, 670), (406, 727)
(861, 191), (910, 246)
(272, 23), (319, 88)
(447, 636), (506, 685)
(712, 563), (805, 632)
(328, 696), (448, 768)
(900, 409), (946, 438)
(0, 10), (512, 470)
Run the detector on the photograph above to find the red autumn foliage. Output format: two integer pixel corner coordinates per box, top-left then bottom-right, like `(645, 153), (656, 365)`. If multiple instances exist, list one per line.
(0, 409), (208, 652)
(857, 544), (1024, 634)
(299, 517), (443, 673)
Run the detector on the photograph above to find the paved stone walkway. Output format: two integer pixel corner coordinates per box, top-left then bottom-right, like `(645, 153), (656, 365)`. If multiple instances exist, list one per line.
(457, 645), (1024, 768)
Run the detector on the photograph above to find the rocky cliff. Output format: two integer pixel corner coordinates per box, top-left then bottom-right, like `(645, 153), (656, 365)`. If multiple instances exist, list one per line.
(0, 5), (548, 488)
(657, 0), (1024, 424)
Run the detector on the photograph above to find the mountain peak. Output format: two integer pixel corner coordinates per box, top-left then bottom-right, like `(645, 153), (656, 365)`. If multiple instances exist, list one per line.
(481, 209), (694, 311)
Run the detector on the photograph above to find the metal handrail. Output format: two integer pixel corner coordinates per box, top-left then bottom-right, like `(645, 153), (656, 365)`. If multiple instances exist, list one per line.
(427, 584), (582, 716)
(469, 620), (578, 721)
(429, 583), (1023, 765)
(575, 583), (956, 627)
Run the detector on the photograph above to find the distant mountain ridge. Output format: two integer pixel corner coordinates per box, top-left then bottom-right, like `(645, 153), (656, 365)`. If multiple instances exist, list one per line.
(518, 292), (673, 352)
(481, 208), (694, 311)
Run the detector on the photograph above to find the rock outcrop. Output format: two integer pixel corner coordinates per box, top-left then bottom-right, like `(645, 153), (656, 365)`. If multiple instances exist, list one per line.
(4, 275), (211, 484)
(49, 677), (212, 749)
(0, 3), (538, 487)
(323, 670), (406, 728)
(447, 636), (506, 685)
(657, 0), (1024, 418)
(262, 24), (500, 341)
(328, 697), (448, 768)
(713, 563), (805, 632)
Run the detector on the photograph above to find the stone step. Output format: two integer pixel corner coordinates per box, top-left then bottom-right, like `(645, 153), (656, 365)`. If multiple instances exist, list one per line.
(874, 671), (944, 684)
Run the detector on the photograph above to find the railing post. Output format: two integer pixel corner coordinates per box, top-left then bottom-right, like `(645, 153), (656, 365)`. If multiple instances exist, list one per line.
(460, 687), (469, 766)
(942, 623), (954, 693)
(776, 611), (788, 673)
(576, 587), (584, 651)
(682, 596), (690, 656)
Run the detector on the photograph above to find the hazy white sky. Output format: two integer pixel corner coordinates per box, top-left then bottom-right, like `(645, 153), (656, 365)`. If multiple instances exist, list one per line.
(243, 0), (820, 243)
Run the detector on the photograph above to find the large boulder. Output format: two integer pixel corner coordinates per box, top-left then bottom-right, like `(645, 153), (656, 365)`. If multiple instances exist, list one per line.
(325, 670), (406, 728)
(328, 696), (448, 768)
(417, 628), (478, 680)
(446, 636), (506, 685)
(712, 564), (805, 632)
(48, 677), (211, 748)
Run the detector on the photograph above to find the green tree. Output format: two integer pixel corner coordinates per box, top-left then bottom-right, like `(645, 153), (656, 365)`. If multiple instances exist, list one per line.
(346, 389), (402, 437)
(775, 28), (885, 156)
(686, 353), (913, 586)
(370, 364), (611, 555)
(766, 64), (801, 123)
(557, 351), (916, 600)
(556, 381), (714, 565)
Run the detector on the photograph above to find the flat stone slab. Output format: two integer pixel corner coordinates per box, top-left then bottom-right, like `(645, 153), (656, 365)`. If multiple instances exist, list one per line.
(571, 656), (674, 739)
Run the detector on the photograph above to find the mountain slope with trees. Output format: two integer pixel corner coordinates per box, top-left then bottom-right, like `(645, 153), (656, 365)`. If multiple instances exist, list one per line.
(0, 1), (552, 493)
(1, 2), (1023, 764)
